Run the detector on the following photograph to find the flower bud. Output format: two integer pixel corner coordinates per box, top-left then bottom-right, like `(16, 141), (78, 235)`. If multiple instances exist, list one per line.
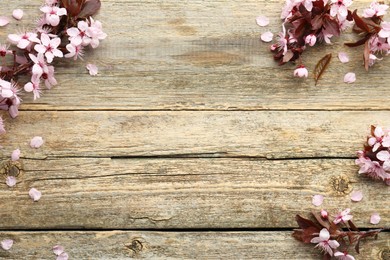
(293, 65), (308, 78)
(321, 209), (328, 219)
(305, 34), (317, 46)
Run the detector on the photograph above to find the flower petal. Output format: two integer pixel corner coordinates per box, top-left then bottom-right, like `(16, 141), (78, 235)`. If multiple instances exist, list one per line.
(338, 52), (349, 63)
(260, 31), (273, 42)
(370, 213), (380, 224)
(86, 64), (98, 76)
(12, 9), (23, 20)
(57, 252), (69, 260)
(11, 148), (20, 161)
(319, 228), (330, 241)
(312, 194), (324, 206)
(350, 190), (363, 202)
(53, 245), (65, 256)
(0, 16), (10, 26)
(256, 15), (269, 27)
(30, 136), (44, 148)
(344, 72), (356, 83)
(6, 176), (16, 187)
(1, 239), (13, 250)
(376, 150), (390, 161)
(29, 188), (42, 201)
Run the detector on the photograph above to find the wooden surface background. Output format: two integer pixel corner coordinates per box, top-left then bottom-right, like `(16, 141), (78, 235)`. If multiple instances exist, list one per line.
(0, 0), (389, 259)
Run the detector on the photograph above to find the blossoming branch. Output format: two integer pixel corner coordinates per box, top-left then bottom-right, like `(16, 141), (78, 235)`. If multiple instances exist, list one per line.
(0, 0), (106, 137)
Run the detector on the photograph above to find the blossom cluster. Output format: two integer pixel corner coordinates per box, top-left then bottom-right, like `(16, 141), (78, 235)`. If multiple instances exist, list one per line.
(356, 125), (390, 185)
(0, 0), (106, 140)
(293, 209), (382, 260)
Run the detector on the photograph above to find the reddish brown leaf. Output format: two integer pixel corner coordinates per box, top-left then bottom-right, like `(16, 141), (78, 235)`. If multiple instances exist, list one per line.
(79, 0), (101, 18)
(352, 9), (370, 33)
(314, 53), (332, 85)
(348, 220), (359, 232)
(323, 14), (340, 36)
(344, 35), (371, 47)
(295, 214), (319, 229)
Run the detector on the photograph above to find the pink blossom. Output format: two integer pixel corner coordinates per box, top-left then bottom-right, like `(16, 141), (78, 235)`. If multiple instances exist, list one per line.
(334, 251), (355, 260)
(53, 245), (65, 256)
(281, 1), (295, 20)
(86, 18), (107, 48)
(369, 36), (390, 52)
(57, 252), (69, 260)
(305, 34), (316, 46)
(34, 34), (63, 63)
(30, 136), (44, 148)
(256, 16), (269, 27)
(12, 9), (24, 20)
(6, 176), (16, 187)
(311, 228), (340, 256)
(261, 31), (273, 42)
(86, 63), (98, 76)
(370, 212), (381, 224)
(330, 0), (353, 19)
(355, 156), (389, 180)
(350, 191), (363, 202)
(11, 149), (20, 161)
(367, 126), (388, 152)
(312, 194), (324, 206)
(65, 43), (84, 60)
(29, 53), (48, 79)
(0, 17), (10, 27)
(294, 65), (308, 78)
(363, 1), (388, 18)
(29, 188), (42, 201)
(344, 72), (356, 83)
(333, 208), (353, 224)
(338, 52), (349, 63)
(67, 20), (91, 46)
(1, 239), (13, 250)
(321, 209), (328, 219)
(8, 31), (40, 50)
(40, 5), (67, 26)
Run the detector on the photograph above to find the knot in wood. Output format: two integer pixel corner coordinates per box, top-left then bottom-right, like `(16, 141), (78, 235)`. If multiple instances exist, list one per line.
(330, 175), (351, 195)
(380, 248), (390, 260)
(125, 239), (144, 256)
(0, 160), (23, 177)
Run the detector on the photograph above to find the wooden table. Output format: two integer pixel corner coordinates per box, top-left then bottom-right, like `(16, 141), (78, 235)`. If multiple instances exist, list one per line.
(0, 0), (389, 259)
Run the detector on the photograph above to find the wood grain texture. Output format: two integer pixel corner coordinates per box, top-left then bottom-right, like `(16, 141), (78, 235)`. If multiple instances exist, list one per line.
(2, 111), (390, 158)
(1, 1), (390, 111)
(0, 231), (388, 259)
(0, 158), (387, 229)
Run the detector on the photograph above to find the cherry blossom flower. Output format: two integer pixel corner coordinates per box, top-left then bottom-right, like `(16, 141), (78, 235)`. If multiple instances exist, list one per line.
(6, 176), (16, 187)
(29, 188), (42, 201)
(40, 5), (67, 26)
(42, 65), (57, 89)
(312, 194), (324, 206)
(29, 53), (48, 79)
(350, 191), (363, 202)
(8, 31), (40, 50)
(53, 245), (65, 255)
(378, 21), (390, 43)
(330, 0), (353, 19)
(338, 52), (349, 63)
(11, 148), (20, 161)
(12, 9), (24, 20)
(343, 72), (356, 83)
(1, 239), (13, 250)
(34, 34), (63, 63)
(333, 208), (353, 224)
(0, 17), (9, 27)
(294, 65), (308, 78)
(67, 20), (91, 46)
(370, 213), (380, 224)
(65, 43), (84, 60)
(86, 63), (98, 76)
(311, 228), (340, 256)
(30, 136), (44, 148)
(363, 1), (388, 18)
(86, 18), (107, 48)
(305, 34), (316, 46)
(261, 31), (273, 42)
(256, 16), (269, 27)
(334, 251), (355, 260)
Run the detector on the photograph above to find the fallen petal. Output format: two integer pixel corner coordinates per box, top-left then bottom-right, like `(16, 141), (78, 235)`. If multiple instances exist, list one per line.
(6, 176), (16, 187)
(0, 16), (9, 26)
(338, 52), (349, 63)
(370, 213), (380, 224)
(344, 72), (356, 83)
(29, 188), (42, 201)
(12, 9), (23, 20)
(53, 245), (65, 256)
(350, 190), (363, 202)
(312, 194), (324, 206)
(86, 63), (98, 76)
(30, 136), (44, 148)
(256, 15), (269, 27)
(1, 239), (13, 250)
(11, 149), (20, 161)
(260, 31), (273, 42)
(57, 252), (69, 260)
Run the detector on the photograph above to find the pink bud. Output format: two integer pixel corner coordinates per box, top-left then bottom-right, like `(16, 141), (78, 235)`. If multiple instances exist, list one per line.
(321, 209), (328, 219)
(294, 65), (308, 78)
(305, 34), (317, 46)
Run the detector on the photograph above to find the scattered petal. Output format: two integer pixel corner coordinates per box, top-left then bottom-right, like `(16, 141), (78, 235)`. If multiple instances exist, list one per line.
(344, 72), (356, 83)
(312, 194), (324, 207)
(256, 15), (269, 27)
(86, 63), (98, 76)
(370, 213), (380, 224)
(1, 239), (13, 250)
(338, 52), (349, 63)
(260, 31), (273, 42)
(11, 149), (20, 161)
(29, 188), (42, 201)
(30, 136), (44, 148)
(53, 245), (65, 256)
(0, 17), (9, 26)
(57, 252), (69, 260)
(350, 190), (363, 202)
(6, 176), (16, 187)
(12, 9), (23, 20)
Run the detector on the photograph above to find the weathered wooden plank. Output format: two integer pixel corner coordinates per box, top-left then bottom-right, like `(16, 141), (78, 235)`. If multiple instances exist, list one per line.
(2, 111), (390, 158)
(1, 1), (390, 111)
(0, 231), (388, 259)
(0, 158), (387, 229)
